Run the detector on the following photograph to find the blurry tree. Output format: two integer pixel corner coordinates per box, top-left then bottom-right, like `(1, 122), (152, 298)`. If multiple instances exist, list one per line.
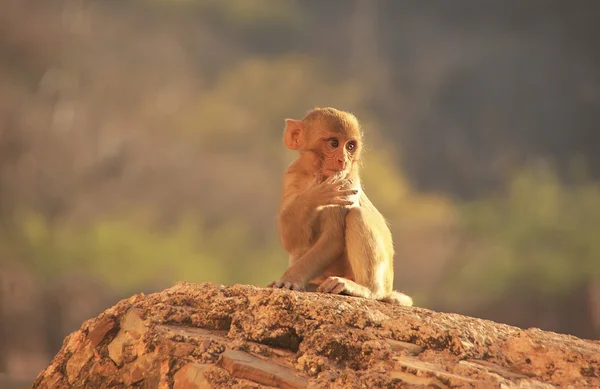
(14, 212), (226, 292)
(1, 2), (600, 378)
(179, 55), (365, 155)
(360, 147), (461, 302)
(191, 0), (305, 53)
(438, 161), (600, 337)
(198, 0), (302, 30)
(176, 53), (461, 299)
(378, 1), (600, 199)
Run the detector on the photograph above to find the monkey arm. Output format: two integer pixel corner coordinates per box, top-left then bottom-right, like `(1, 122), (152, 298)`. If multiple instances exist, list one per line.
(278, 171), (336, 254)
(279, 233), (343, 286)
(275, 208), (347, 289)
(278, 192), (319, 254)
(278, 173), (357, 254)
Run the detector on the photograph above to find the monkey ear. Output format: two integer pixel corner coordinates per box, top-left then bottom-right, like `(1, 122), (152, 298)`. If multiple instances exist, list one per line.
(284, 119), (304, 150)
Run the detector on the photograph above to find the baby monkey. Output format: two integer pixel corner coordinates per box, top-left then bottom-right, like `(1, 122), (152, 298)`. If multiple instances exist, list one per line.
(269, 107), (413, 306)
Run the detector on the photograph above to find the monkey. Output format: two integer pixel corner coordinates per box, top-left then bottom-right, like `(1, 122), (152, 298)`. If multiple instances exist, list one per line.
(268, 107), (413, 306)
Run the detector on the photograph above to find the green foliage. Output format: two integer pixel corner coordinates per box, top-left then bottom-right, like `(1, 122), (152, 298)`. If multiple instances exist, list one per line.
(177, 54), (371, 188)
(2, 0), (596, 322)
(453, 162), (600, 303)
(180, 55), (365, 155)
(361, 150), (411, 214)
(202, 0), (303, 31)
(361, 148), (459, 227)
(12, 211), (285, 293)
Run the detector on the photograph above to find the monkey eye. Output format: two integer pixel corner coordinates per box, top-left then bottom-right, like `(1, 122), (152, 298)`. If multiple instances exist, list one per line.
(346, 141), (357, 151)
(329, 138), (339, 148)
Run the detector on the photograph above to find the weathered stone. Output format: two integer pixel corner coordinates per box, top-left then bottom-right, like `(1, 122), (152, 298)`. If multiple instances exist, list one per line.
(218, 350), (308, 389)
(390, 370), (449, 389)
(158, 358), (172, 389)
(395, 355), (480, 386)
(173, 363), (213, 389)
(64, 332), (82, 354)
(89, 317), (115, 347)
(157, 324), (228, 341)
(107, 330), (135, 365)
(89, 359), (118, 379)
(122, 353), (157, 386)
(30, 282), (600, 389)
(172, 342), (197, 357)
(460, 359), (530, 380)
(107, 308), (148, 365)
(65, 341), (94, 384)
(385, 338), (424, 355)
(120, 308), (147, 338)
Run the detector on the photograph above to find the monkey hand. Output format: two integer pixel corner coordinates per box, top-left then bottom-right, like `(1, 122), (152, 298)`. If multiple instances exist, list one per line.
(268, 279), (306, 291)
(306, 175), (358, 207)
(317, 276), (352, 295)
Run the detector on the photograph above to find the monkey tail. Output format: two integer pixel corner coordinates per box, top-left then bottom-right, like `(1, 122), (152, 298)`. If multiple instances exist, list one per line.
(382, 291), (414, 307)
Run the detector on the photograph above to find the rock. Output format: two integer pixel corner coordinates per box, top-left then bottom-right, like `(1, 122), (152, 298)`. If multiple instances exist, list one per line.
(65, 342), (94, 384)
(30, 282), (600, 389)
(390, 371), (449, 389)
(385, 338), (424, 355)
(394, 355), (479, 386)
(218, 350), (308, 389)
(107, 308), (148, 365)
(173, 363), (213, 389)
(121, 353), (157, 386)
(88, 317), (115, 347)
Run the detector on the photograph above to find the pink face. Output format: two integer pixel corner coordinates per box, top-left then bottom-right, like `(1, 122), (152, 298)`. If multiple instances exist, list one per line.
(318, 135), (358, 178)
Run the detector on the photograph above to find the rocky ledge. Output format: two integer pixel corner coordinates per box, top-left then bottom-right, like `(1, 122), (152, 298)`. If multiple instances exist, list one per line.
(31, 282), (599, 388)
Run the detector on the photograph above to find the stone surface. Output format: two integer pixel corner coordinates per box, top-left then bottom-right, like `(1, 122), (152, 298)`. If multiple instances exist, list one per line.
(30, 282), (600, 388)
(218, 350), (308, 389)
(173, 363), (213, 389)
(385, 338), (424, 355)
(65, 342), (94, 384)
(88, 317), (115, 348)
(107, 308), (148, 366)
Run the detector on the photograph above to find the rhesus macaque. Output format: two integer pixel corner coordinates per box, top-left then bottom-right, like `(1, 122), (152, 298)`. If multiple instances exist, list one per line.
(268, 107), (413, 306)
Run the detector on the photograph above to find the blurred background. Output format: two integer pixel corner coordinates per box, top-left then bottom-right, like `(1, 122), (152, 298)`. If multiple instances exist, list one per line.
(1, 0), (600, 384)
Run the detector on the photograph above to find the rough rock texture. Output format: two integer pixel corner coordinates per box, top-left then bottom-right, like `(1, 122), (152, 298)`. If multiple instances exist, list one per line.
(32, 282), (599, 388)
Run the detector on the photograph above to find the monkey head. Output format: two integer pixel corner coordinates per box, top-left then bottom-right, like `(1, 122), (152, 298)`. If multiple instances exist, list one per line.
(284, 107), (363, 179)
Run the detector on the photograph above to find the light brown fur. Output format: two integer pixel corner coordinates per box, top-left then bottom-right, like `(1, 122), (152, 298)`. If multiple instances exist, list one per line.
(269, 107), (413, 306)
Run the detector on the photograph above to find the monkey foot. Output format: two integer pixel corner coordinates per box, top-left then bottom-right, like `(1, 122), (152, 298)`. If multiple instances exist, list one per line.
(316, 276), (348, 295)
(268, 280), (306, 291)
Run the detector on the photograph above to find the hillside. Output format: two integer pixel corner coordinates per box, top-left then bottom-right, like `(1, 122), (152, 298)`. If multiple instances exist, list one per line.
(31, 282), (599, 388)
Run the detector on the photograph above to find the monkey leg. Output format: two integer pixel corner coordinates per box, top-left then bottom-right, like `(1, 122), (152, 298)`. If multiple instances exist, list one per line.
(316, 206), (413, 306)
(316, 276), (372, 298)
(317, 207), (388, 299)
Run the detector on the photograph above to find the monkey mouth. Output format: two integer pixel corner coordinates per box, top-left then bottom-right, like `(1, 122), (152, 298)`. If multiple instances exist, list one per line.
(322, 169), (342, 176)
